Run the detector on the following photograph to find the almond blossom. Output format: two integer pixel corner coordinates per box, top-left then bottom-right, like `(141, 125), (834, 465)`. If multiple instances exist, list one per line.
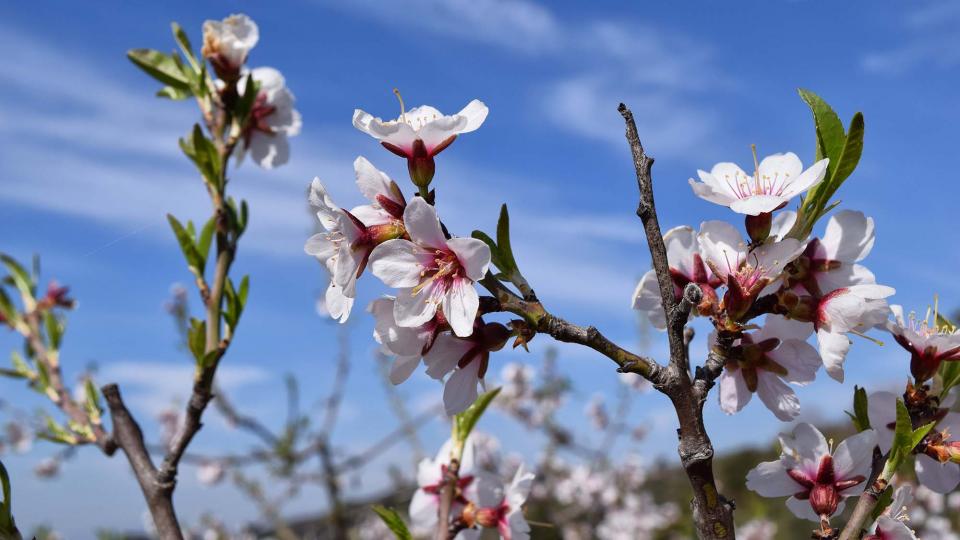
(304, 162), (405, 322)
(409, 437), (476, 532)
(746, 423), (877, 521)
(698, 220), (802, 320)
(885, 304), (960, 382)
(689, 152), (828, 215)
(868, 390), (960, 494)
(369, 197), (491, 337)
(462, 463), (535, 540)
(784, 210), (877, 296)
(718, 315), (821, 421)
(236, 67), (302, 169)
(369, 296), (443, 384)
(353, 98), (488, 187)
(865, 486), (918, 540)
(201, 14), (259, 78)
(423, 323), (511, 415)
(813, 284), (895, 382)
(632, 225), (722, 329)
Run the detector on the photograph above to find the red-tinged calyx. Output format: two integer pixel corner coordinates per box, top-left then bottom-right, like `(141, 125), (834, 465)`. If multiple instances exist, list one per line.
(893, 332), (960, 383)
(776, 290), (818, 324)
(745, 212), (772, 245)
(731, 335), (786, 391)
(783, 239), (843, 298)
(422, 466), (475, 506)
(788, 455), (863, 518)
(37, 282), (75, 311)
(454, 322), (512, 379)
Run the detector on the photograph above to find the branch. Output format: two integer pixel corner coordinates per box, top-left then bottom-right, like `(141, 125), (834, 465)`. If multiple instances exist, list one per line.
(838, 447), (888, 540)
(619, 103), (735, 539)
(102, 384), (182, 539)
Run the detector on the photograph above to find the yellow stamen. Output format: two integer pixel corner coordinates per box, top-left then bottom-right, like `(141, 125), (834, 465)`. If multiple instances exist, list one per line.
(751, 143), (761, 194)
(850, 329), (884, 346)
(393, 87), (407, 124)
(934, 293), (940, 330)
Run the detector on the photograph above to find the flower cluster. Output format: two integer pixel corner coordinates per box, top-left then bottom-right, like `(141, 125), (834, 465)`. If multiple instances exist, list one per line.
(634, 148), (895, 421)
(201, 14), (301, 168)
(306, 96), (506, 415)
(410, 436), (534, 539)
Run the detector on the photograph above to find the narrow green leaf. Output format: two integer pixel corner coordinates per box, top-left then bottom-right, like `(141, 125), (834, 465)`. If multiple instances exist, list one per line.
(10, 352), (32, 378)
(237, 275), (250, 308)
(829, 112), (864, 187)
(911, 421), (936, 450)
(84, 379), (103, 422)
(167, 214), (204, 275)
(0, 458), (16, 534)
(43, 311), (64, 350)
(798, 88), (845, 164)
(940, 361), (960, 397)
(188, 318), (207, 362)
(370, 505), (412, 540)
(126, 49), (192, 89)
(0, 255), (34, 299)
(495, 204), (520, 274)
(170, 22), (200, 72)
(0, 369), (25, 380)
(454, 387), (502, 443)
(851, 386), (871, 432)
(870, 486), (894, 521)
(471, 231), (506, 271)
(197, 217), (216, 264)
(235, 76), (261, 125)
(0, 288), (19, 325)
(156, 86), (192, 100)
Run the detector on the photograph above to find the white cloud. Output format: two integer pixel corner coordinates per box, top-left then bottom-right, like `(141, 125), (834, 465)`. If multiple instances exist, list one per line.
(322, 0), (561, 54)
(99, 361), (271, 415)
(861, 2), (960, 75)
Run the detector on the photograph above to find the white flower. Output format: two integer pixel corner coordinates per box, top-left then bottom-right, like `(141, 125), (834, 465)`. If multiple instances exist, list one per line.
(422, 323), (511, 416)
(867, 486), (917, 540)
(746, 423), (877, 521)
(631, 225), (721, 330)
(718, 315), (821, 421)
(815, 284), (895, 382)
(237, 67), (302, 169)
(4, 421), (33, 454)
(585, 394), (609, 430)
(197, 460), (226, 486)
(885, 304), (960, 382)
(353, 100), (488, 159)
(462, 463), (535, 540)
(779, 210), (877, 296)
(201, 14), (259, 73)
(689, 152), (828, 215)
(34, 457), (60, 479)
(868, 391), (960, 494)
(304, 162), (405, 323)
(409, 437), (476, 532)
(369, 197), (491, 337)
(369, 296), (440, 384)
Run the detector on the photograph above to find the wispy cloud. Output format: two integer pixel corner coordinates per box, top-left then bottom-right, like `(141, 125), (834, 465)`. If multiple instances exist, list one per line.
(324, 0), (726, 159)
(861, 2), (960, 75)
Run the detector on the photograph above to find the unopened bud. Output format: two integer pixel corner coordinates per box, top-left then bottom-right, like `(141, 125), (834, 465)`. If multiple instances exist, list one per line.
(407, 140), (435, 189)
(809, 483), (841, 517)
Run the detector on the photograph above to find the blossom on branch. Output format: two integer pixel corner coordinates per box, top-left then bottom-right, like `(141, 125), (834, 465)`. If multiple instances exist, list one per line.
(353, 97), (488, 188)
(885, 304), (960, 383)
(369, 197), (491, 338)
(746, 423), (877, 522)
(423, 323), (511, 415)
(236, 67), (302, 169)
(813, 284), (895, 382)
(410, 437), (476, 532)
(783, 210), (877, 296)
(865, 486), (917, 540)
(688, 151), (828, 215)
(369, 296), (441, 384)
(632, 225), (722, 329)
(305, 162), (406, 322)
(201, 14), (259, 79)
(462, 463), (535, 540)
(718, 315), (821, 421)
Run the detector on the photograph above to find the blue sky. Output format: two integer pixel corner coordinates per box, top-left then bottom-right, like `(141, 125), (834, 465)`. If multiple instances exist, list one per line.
(1, 0), (959, 536)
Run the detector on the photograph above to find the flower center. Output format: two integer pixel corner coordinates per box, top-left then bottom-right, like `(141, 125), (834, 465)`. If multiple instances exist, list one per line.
(250, 92), (276, 134)
(413, 249), (463, 297)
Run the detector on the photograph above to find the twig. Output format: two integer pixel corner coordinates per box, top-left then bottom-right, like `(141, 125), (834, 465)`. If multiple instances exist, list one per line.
(619, 103), (735, 539)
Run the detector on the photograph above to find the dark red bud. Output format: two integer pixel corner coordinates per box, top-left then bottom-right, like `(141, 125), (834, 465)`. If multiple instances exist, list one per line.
(745, 212), (772, 244)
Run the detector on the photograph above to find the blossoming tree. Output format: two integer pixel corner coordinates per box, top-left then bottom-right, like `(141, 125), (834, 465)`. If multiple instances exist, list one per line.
(0, 11), (958, 540)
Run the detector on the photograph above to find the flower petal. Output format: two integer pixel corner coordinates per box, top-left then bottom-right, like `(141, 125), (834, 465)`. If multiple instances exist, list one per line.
(369, 239), (428, 288)
(443, 358), (481, 415)
(866, 391), (898, 454)
(632, 270), (666, 330)
(719, 368), (752, 414)
(914, 454), (960, 494)
(755, 372), (800, 421)
(832, 429), (878, 491)
(394, 285), (439, 329)
(446, 237), (492, 282)
(443, 279), (479, 337)
(404, 197), (447, 249)
(457, 99), (489, 133)
(746, 460), (802, 497)
(730, 195), (789, 216)
(816, 328), (851, 382)
(389, 355), (421, 385)
(424, 333), (472, 380)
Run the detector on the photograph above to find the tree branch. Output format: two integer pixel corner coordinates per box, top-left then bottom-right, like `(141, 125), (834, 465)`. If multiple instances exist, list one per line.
(619, 103), (735, 539)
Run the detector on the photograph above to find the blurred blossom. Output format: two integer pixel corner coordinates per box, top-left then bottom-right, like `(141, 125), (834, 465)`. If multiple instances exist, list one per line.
(618, 371), (651, 392)
(584, 393), (609, 431)
(4, 421), (33, 454)
(197, 461), (226, 486)
(157, 405), (183, 449)
(34, 457), (60, 478)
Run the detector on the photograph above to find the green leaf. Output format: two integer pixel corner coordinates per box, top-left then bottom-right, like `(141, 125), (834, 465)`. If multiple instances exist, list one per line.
(127, 49), (192, 89)
(41, 416), (78, 445)
(471, 231), (506, 270)
(43, 311), (64, 350)
(940, 361), (960, 397)
(830, 113), (864, 185)
(884, 399), (933, 478)
(170, 22), (200, 72)
(370, 505), (412, 540)
(0, 255), (35, 299)
(235, 76), (261, 125)
(9, 352), (32, 379)
(0, 369), (25, 380)
(84, 379), (103, 423)
(187, 318), (207, 363)
(850, 386), (871, 432)
(179, 124), (222, 188)
(0, 458), (18, 536)
(911, 421), (936, 450)
(495, 204), (520, 274)
(156, 86), (192, 100)
(167, 215), (204, 276)
(197, 217), (216, 264)
(453, 387), (502, 443)
(798, 88), (845, 164)
(0, 287), (19, 326)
